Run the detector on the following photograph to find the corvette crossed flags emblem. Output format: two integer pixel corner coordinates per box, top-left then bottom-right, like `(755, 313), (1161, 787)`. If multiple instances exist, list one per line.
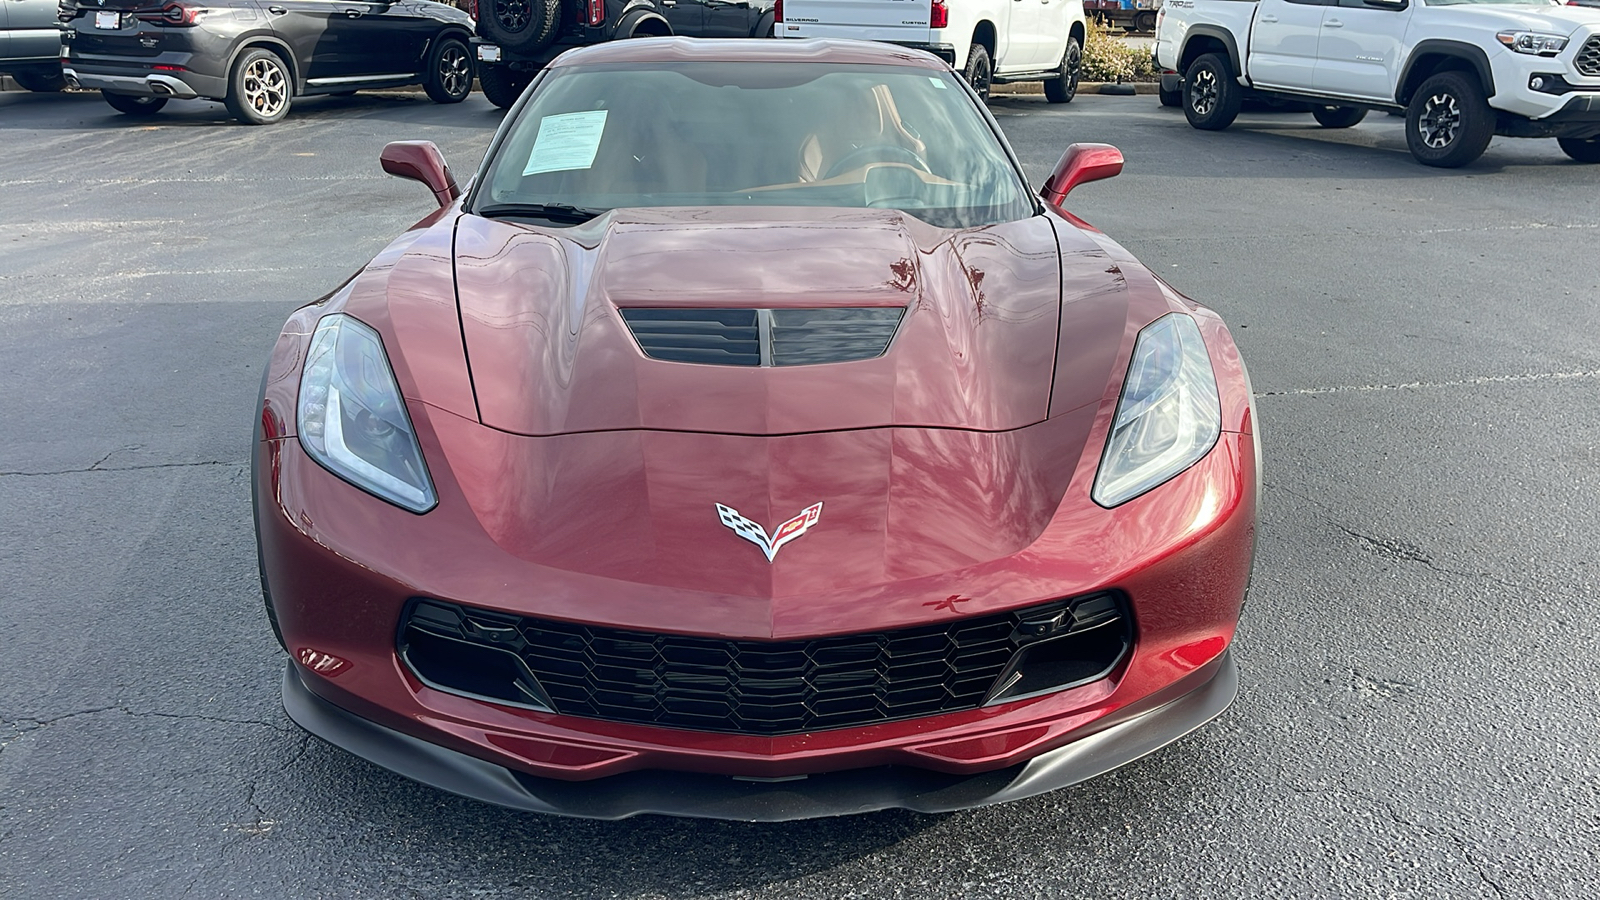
(716, 502), (823, 563)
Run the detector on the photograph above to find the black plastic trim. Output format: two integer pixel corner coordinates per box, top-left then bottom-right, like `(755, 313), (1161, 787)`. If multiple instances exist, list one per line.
(1396, 40), (1496, 105)
(1179, 26), (1242, 81)
(282, 649), (1238, 821)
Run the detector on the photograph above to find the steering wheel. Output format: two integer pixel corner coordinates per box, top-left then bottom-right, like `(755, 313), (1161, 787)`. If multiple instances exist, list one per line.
(823, 144), (930, 180)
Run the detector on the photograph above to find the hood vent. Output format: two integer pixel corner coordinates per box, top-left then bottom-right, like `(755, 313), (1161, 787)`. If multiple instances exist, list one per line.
(620, 307), (903, 367)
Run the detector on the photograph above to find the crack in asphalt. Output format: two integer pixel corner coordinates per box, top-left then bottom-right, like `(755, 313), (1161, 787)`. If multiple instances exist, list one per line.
(1255, 368), (1600, 397)
(0, 460), (243, 478)
(1, 706), (292, 742)
(1265, 482), (1518, 588)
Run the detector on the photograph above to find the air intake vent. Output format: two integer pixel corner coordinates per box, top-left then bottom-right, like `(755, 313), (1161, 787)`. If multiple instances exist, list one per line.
(620, 307), (904, 367)
(1578, 36), (1600, 77)
(618, 308), (761, 366)
(770, 308), (903, 366)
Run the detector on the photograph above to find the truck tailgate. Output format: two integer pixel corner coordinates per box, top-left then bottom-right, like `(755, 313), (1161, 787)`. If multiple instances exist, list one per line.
(779, 0), (932, 43)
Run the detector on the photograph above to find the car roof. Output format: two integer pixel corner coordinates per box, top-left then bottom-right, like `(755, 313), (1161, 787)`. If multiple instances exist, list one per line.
(549, 37), (952, 71)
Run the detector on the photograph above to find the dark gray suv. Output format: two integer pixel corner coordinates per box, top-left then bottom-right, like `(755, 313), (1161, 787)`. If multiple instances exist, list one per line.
(60, 0), (476, 124)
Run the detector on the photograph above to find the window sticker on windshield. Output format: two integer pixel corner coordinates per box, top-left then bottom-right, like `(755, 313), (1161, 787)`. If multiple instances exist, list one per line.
(522, 110), (609, 176)
(928, 77), (947, 90)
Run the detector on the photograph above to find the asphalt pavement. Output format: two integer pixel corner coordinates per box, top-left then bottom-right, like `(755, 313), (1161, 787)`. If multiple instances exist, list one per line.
(2, 87), (1598, 899)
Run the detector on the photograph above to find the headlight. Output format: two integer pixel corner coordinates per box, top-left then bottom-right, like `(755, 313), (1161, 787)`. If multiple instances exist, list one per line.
(1092, 313), (1221, 508)
(1497, 31), (1569, 56)
(297, 314), (438, 513)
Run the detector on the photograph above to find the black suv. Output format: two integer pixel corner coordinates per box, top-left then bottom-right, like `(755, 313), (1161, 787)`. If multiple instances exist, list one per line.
(60, 0), (476, 124)
(469, 0), (776, 108)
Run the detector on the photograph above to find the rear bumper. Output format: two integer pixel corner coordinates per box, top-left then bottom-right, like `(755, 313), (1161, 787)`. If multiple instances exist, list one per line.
(284, 648), (1238, 821)
(63, 65), (223, 100)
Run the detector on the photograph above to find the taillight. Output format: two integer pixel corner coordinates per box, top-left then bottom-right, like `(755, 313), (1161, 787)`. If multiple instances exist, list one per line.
(467, 0), (478, 17)
(135, 2), (201, 25)
(585, 0), (604, 26)
(930, 0), (948, 29)
(775, 0), (783, 22)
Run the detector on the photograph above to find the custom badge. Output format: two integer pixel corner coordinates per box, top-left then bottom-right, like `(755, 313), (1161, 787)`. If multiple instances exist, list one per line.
(716, 502), (823, 563)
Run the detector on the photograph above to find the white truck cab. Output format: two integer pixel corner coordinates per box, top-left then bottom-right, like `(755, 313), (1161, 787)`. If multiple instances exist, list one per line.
(1155, 0), (1600, 165)
(779, 0), (1088, 102)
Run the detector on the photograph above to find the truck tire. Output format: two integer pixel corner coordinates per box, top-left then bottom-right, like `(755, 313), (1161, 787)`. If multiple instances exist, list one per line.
(1159, 83), (1182, 107)
(1044, 37), (1081, 103)
(1134, 11), (1156, 33)
(964, 44), (992, 100)
(480, 0), (561, 54)
(478, 63), (531, 109)
(1557, 137), (1600, 163)
(1406, 71), (1493, 168)
(1184, 53), (1240, 131)
(1312, 106), (1366, 128)
(12, 66), (66, 93)
(103, 91), (168, 116)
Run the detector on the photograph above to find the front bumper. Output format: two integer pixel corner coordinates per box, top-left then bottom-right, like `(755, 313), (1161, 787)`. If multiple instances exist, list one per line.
(1499, 93), (1600, 139)
(285, 648), (1238, 821)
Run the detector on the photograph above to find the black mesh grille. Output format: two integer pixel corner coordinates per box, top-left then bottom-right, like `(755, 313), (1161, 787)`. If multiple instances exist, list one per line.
(618, 308), (760, 366)
(1578, 36), (1600, 77)
(770, 308), (903, 366)
(400, 594), (1131, 736)
(619, 307), (902, 367)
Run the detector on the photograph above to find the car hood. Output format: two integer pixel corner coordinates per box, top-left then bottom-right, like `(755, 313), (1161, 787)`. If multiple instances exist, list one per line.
(1441, 4), (1600, 33)
(452, 206), (1125, 436)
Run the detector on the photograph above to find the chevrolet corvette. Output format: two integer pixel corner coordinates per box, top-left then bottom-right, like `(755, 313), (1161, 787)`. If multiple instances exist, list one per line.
(254, 37), (1259, 820)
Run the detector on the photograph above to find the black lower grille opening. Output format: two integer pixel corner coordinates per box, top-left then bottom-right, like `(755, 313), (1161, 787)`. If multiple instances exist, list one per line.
(399, 593), (1132, 736)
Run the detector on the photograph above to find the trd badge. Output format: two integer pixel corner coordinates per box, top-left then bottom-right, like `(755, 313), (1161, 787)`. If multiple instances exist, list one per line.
(716, 502), (823, 563)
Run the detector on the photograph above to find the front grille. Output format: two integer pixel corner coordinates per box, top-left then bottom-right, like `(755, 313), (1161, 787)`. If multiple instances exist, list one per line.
(400, 594), (1131, 736)
(619, 307), (903, 367)
(1578, 36), (1600, 78)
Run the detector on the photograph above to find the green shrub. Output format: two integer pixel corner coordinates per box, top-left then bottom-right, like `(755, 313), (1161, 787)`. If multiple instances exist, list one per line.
(1080, 17), (1158, 82)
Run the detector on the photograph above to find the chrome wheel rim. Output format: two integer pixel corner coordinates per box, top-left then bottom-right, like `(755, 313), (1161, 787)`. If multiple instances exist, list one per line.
(1419, 92), (1460, 149)
(1191, 68), (1218, 117)
(438, 45), (470, 97)
(243, 57), (287, 118)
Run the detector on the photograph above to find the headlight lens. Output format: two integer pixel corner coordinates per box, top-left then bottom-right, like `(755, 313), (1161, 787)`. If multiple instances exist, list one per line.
(1497, 31), (1568, 56)
(1092, 313), (1221, 508)
(297, 314), (437, 513)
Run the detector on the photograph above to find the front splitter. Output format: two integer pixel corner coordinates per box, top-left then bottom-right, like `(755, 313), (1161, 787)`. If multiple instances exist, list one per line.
(282, 650), (1238, 821)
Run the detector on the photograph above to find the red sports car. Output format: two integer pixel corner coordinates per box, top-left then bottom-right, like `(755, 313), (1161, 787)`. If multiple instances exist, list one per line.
(254, 37), (1259, 821)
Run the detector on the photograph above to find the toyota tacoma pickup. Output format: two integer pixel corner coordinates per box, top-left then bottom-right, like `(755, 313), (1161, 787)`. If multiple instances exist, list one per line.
(1154, 0), (1600, 166)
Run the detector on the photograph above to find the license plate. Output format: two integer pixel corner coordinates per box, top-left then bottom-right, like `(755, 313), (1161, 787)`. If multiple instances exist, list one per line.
(477, 44), (502, 63)
(94, 10), (120, 29)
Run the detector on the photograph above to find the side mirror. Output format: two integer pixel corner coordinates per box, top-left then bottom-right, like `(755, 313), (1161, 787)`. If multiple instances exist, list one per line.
(380, 140), (460, 208)
(1039, 143), (1124, 207)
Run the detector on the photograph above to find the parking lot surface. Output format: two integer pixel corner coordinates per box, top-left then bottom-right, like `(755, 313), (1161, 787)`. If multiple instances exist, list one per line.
(2, 88), (1598, 899)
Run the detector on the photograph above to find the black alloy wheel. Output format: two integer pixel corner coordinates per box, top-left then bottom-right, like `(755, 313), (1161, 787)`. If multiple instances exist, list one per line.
(1044, 37), (1082, 104)
(964, 44), (993, 101)
(225, 48), (292, 126)
(1183, 53), (1241, 130)
(425, 36), (473, 104)
(1405, 71), (1494, 168)
(1557, 137), (1600, 163)
(1312, 106), (1367, 128)
(102, 91), (168, 116)
(480, 0), (560, 52)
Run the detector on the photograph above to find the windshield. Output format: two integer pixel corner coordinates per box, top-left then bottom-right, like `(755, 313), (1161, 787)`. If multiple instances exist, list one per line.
(473, 62), (1034, 229)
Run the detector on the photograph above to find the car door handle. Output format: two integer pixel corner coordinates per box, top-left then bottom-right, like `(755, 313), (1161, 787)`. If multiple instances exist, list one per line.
(1324, 18), (1343, 27)
(662, 0), (675, 5)
(343, 7), (364, 16)
(1259, 14), (1277, 22)
(267, 4), (286, 12)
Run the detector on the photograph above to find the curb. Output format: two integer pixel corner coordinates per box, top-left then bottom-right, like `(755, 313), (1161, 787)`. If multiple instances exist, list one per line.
(993, 81), (1159, 96)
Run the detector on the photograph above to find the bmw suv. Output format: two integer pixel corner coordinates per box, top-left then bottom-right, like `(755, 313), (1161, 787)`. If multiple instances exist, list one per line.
(60, 0), (477, 124)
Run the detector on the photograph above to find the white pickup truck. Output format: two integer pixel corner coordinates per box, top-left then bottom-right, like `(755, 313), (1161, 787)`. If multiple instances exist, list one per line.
(779, 0), (1088, 102)
(1154, 0), (1600, 166)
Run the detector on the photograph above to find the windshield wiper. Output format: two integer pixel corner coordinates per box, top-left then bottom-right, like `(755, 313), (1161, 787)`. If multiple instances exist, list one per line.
(475, 202), (610, 224)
